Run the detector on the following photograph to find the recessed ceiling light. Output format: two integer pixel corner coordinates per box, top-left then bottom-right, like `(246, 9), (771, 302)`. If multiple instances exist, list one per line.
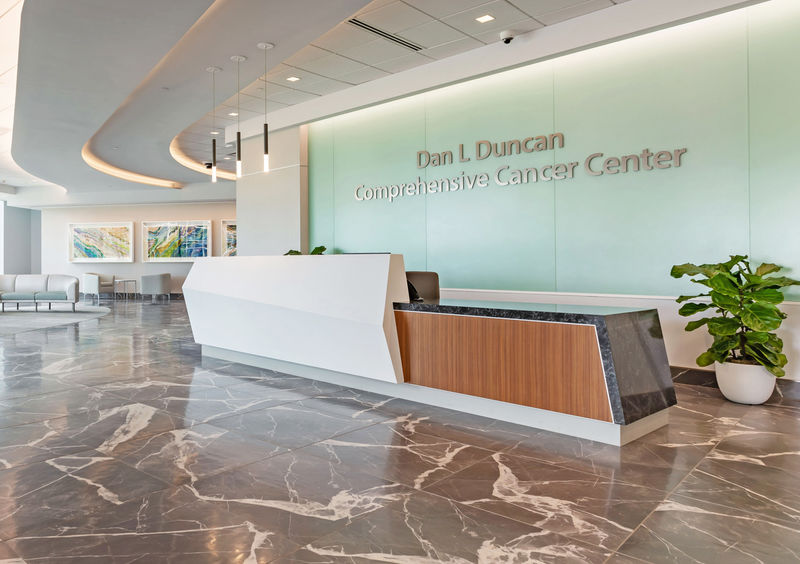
(223, 156), (232, 160)
(286, 76), (300, 82)
(226, 143), (233, 148)
(476, 14), (495, 23)
(210, 130), (220, 135)
(228, 112), (238, 116)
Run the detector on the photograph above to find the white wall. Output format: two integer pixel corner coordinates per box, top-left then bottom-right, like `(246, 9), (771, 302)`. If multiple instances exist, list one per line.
(236, 126), (307, 256)
(41, 202), (235, 293)
(30, 209), (41, 274)
(2, 204), (33, 274)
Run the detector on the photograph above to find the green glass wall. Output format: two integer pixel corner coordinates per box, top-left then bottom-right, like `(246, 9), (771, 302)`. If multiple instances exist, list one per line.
(308, 0), (800, 299)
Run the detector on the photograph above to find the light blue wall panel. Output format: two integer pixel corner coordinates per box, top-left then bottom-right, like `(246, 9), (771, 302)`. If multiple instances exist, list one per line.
(308, 119), (334, 251)
(329, 97), (428, 270)
(553, 11), (750, 296)
(424, 63), (557, 290)
(748, 0), (800, 300)
(306, 0), (800, 298)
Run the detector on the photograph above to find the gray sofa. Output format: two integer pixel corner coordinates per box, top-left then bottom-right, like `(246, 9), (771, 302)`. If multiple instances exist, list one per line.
(0, 275), (79, 311)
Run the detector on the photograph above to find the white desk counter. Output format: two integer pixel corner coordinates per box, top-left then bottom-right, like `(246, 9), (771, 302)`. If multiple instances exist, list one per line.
(183, 254), (409, 383)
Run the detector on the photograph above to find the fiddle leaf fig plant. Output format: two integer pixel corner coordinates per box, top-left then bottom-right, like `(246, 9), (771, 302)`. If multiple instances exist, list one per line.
(284, 246), (326, 256)
(670, 255), (799, 377)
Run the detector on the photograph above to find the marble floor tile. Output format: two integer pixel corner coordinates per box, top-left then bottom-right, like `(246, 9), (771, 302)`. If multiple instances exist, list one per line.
(0, 450), (170, 541)
(670, 456), (800, 527)
(617, 493), (800, 563)
(109, 423), (286, 485)
(281, 491), (611, 563)
(0, 387), (129, 429)
(711, 430), (800, 474)
(0, 372), (79, 401)
(210, 401), (379, 450)
(0, 419), (90, 470)
(737, 403), (800, 435)
(426, 451), (666, 551)
(298, 421), (493, 489)
(110, 381), (300, 424)
(6, 486), (300, 562)
(48, 402), (199, 453)
(188, 449), (411, 546)
(0, 541), (21, 562)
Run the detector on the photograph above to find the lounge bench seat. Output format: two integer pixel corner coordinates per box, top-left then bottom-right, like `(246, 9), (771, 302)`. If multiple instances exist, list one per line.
(0, 275), (79, 312)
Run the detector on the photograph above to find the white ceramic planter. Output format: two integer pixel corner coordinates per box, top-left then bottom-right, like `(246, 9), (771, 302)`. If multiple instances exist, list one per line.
(715, 361), (776, 405)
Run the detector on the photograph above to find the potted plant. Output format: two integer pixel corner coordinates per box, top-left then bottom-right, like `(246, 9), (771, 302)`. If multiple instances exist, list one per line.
(671, 255), (799, 404)
(284, 246), (326, 256)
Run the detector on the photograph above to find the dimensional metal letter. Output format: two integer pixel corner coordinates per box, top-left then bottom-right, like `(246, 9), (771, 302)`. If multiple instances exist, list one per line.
(584, 153), (603, 176)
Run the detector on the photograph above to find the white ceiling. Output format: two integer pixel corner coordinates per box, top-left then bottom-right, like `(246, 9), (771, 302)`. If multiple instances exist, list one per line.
(11, 0), (371, 191)
(177, 0), (632, 167)
(0, 0), (60, 191)
(1, 0), (764, 207)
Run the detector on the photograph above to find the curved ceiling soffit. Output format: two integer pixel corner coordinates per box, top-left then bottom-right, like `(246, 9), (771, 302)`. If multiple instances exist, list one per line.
(85, 0), (371, 187)
(11, 0), (217, 193)
(169, 137), (235, 181)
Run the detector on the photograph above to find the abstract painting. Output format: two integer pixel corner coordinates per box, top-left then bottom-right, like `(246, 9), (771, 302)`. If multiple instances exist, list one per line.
(142, 220), (211, 262)
(69, 222), (134, 262)
(222, 220), (237, 256)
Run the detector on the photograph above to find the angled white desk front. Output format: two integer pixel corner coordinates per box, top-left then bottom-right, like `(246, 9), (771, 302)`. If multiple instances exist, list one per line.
(183, 254), (409, 383)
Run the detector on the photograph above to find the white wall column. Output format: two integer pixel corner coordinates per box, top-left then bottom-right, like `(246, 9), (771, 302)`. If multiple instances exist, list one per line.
(236, 125), (308, 256)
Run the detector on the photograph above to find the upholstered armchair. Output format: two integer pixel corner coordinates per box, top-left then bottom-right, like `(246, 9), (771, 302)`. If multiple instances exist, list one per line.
(141, 273), (171, 303)
(82, 273), (114, 304)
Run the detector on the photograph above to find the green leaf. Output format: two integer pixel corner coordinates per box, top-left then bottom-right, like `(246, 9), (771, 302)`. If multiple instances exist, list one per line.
(696, 351), (718, 366)
(676, 294), (708, 303)
(742, 273), (765, 288)
(766, 333), (784, 350)
(284, 249), (302, 255)
(723, 255), (748, 270)
(765, 364), (785, 378)
(751, 288), (784, 305)
(309, 245), (327, 255)
(671, 263), (711, 278)
(711, 335), (739, 355)
(710, 291), (740, 313)
(757, 276), (800, 289)
(755, 263), (782, 277)
(708, 273), (740, 297)
(685, 318), (710, 332)
(707, 317), (742, 336)
(745, 332), (770, 344)
(745, 343), (781, 366)
(678, 302), (713, 317)
(740, 303), (783, 332)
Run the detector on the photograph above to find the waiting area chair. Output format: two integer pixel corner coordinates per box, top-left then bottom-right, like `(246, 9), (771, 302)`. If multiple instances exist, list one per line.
(406, 271), (440, 301)
(141, 273), (171, 303)
(82, 273), (115, 304)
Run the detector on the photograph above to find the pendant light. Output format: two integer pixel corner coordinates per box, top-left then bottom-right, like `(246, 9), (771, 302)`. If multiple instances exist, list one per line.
(230, 55), (247, 178)
(257, 42), (274, 173)
(205, 66), (222, 183)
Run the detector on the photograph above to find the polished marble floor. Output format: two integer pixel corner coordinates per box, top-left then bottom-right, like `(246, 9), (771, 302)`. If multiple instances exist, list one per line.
(0, 300), (798, 562)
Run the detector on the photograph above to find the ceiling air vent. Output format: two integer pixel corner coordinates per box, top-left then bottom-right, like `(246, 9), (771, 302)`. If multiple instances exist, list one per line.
(348, 18), (423, 51)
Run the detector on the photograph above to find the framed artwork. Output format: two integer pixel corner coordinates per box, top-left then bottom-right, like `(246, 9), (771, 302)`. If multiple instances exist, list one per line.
(68, 222), (134, 262)
(142, 220), (211, 262)
(222, 220), (237, 256)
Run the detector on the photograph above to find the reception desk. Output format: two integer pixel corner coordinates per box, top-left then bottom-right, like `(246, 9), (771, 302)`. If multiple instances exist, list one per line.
(184, 255), (676, 445)
(394, 300), (676, 426)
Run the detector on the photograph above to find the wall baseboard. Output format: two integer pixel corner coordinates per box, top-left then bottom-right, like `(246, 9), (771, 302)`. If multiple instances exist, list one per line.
(442, 288), (800, 382)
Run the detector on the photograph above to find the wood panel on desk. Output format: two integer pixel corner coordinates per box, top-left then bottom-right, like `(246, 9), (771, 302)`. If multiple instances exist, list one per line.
(394, 311), (613, 422)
